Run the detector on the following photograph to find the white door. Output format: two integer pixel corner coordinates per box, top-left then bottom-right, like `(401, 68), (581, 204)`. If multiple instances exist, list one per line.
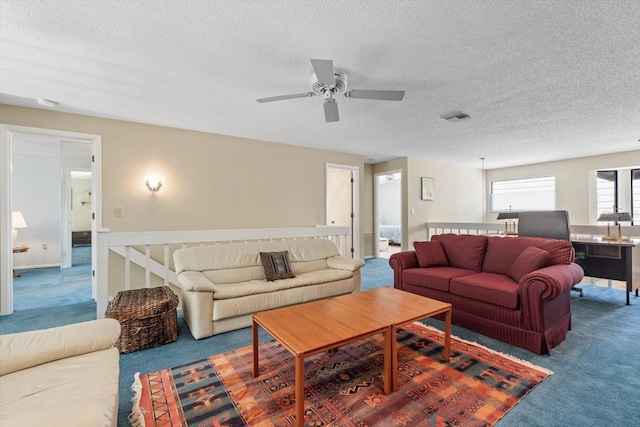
(326, 164), (359, 258)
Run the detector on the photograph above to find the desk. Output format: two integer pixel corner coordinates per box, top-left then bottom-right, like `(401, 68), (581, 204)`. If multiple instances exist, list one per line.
(12, 246), (29, 277)
(571, 239), (639, 305)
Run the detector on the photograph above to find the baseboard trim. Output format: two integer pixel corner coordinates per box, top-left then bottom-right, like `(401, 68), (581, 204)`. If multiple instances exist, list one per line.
(14, 263), (61, 270)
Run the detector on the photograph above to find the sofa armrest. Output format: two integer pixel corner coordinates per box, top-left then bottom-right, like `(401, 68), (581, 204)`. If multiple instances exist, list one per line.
(520, 263), (584, 331)
(326, 256), (365, 272)
(0, 318), (120, 376)
(521, 263), (584, 300)
(389, 251), (419, 288)
(177, 271), (217, 292)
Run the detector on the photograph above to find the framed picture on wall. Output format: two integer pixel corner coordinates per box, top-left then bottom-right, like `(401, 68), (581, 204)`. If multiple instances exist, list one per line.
(421, 177), (434, 201)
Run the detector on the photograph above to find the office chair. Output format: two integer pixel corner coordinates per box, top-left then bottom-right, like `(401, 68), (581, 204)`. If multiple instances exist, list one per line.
(518, 210), (584, 296)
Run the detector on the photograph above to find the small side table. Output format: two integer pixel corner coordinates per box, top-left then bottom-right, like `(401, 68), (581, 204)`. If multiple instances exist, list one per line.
(12, 246), (29, 277)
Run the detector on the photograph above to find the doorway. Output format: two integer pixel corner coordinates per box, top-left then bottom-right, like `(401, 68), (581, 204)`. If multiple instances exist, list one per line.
(326, 164), (360, 258)
(0, 125), (101, 315)
(58, 168), (93, 298)
(64, 169), (93, 266)
(374, 171), (403, 258)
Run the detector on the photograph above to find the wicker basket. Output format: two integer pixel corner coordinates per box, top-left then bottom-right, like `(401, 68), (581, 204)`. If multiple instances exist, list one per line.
(105, 286), (179, 354)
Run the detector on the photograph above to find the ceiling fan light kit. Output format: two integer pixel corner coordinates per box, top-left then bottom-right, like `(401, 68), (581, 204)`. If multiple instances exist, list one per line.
(257, 59), (405, 123)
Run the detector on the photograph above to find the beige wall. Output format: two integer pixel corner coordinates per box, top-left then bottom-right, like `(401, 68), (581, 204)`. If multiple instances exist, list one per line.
(486, 150), (640, 225)
(406, 158), (483, 244)
(1, 105), (365, 232)
(372, 157), (483, 249)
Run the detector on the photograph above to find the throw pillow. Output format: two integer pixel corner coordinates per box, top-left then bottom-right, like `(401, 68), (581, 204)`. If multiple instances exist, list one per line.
(414, 240), (449, 267)
(260, 251), (295, 281)
(508, 246), (550, 282)
(432, 234), (488, 272)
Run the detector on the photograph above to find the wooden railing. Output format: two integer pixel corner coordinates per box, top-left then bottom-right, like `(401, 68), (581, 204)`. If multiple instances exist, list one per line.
(94, 226), (350, 319)
(426, 222), (640, 240)
(426, 222), (504, 239)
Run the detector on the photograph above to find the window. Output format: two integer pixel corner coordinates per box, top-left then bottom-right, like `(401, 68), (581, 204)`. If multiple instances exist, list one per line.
(596, 170), (617, 220)
(632, 169), (640, 224)
(490, 176), (556, 212)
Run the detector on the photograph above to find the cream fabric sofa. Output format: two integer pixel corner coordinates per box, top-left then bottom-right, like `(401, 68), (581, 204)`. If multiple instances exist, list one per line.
(174, 238), (365, 339)
(0, 319), (121, 427)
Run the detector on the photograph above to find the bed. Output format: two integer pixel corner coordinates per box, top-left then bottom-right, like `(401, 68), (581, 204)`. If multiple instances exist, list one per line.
(379, 224), (401, 244)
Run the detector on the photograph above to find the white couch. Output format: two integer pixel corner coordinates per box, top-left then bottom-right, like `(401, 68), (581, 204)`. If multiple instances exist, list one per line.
(174, 238), (365, 339)
(0, 319), (121, 427)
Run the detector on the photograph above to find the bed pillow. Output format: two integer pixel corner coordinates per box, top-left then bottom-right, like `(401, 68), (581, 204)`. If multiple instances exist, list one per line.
(414, 241), (449, 267)
(260, 251), (295, 281)
(508, 246), (550, 282)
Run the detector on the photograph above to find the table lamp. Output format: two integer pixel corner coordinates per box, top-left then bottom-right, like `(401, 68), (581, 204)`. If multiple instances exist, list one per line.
(597, 211), (632, 242)
(11, 211), (27, 245)
(497, 210), (519, 235)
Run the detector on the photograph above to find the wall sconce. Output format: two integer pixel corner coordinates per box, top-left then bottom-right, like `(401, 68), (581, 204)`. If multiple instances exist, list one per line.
(146, 174), (162, 192)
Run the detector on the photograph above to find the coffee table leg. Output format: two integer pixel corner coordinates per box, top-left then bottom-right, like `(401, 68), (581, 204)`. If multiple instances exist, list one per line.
(295, 355), (304, 427)
(443, 308), (451, 362)
(388, 325), (398, 393)
(252, 319), (259, 377)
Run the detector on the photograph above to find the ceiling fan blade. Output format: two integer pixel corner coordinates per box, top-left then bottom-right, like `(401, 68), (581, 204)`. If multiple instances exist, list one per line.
(323, 100), (339, 123)
(345, 89), (405, 101)
(257, 92), (315, 103)
(311, 59), (336, 87)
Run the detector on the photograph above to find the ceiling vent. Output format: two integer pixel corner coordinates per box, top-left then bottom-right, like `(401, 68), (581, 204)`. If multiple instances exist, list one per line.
(36, 98), (57, 107)
(442, 111), (471, 122)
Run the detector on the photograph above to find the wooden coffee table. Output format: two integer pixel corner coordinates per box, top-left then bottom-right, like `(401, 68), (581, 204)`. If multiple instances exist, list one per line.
(252, 287), (451, 427)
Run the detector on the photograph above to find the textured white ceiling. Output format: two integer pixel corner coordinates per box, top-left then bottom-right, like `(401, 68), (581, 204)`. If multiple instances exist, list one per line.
(1, 0), (639, 169)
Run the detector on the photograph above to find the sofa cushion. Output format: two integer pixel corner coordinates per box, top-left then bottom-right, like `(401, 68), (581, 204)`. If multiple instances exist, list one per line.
(213, 269), (354, 299)
(414, 241), (449, 267)
(450, 273), (520, 309)
(402, 267), (476, 292)
(482, 236), (574, 275)
(534, 238), (574, 265)
(0, 319), (121, 376)
(212, 277), (356, 321)
(508, 246), (550, 282)
(326, 256), (365, 272)
(432, 234), (488, 272)
(260, 251), (295, 281)
(0, 348), (119, 427)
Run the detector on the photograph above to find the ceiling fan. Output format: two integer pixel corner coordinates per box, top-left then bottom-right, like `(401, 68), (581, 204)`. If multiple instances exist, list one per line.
(257, 59), (405, 123)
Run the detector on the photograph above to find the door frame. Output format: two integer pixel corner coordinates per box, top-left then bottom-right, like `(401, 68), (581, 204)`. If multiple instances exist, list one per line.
(325, 163), (360, 259)
(0, 124), (102, 315)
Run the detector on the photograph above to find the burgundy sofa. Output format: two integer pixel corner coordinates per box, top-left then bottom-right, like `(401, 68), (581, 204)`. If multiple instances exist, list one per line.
(389, 234), (584, 354)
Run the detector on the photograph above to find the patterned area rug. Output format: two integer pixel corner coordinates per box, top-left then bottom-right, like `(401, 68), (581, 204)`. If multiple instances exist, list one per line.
(131, 322), (552, 426)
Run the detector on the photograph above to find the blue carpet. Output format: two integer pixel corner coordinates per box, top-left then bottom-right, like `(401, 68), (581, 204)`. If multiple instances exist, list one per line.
(12, 246), (92, 311)
(0, 301), (96, 335)
(0, 257), (638, 426)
